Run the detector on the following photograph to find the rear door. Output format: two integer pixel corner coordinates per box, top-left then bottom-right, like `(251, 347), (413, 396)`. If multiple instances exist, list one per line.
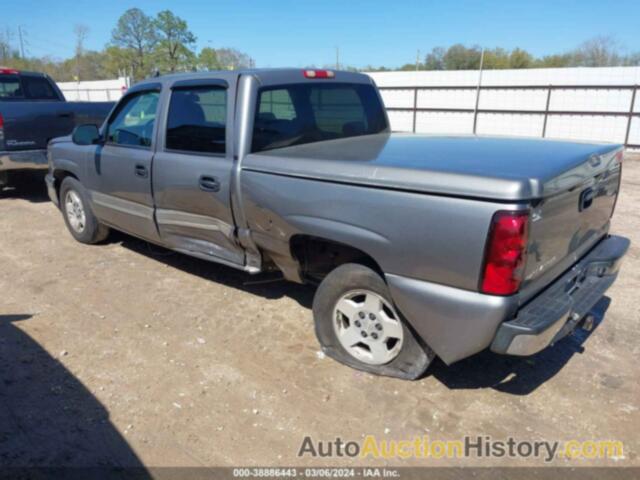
(152, 78), (245, 266)
(89, 87), (161, 241)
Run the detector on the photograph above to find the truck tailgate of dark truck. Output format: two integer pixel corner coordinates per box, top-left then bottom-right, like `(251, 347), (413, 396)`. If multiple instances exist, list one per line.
(0, 67), (113, 186)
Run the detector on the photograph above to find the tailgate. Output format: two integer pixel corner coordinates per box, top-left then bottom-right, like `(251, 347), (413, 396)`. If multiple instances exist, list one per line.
(521, 147), (623, 300)
(0, 102), (74, 151)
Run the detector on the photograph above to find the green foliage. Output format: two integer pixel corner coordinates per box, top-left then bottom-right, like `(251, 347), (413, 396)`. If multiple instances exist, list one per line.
(509, 48), (534, 69)
(443, 44), (482, 70)
(215, 48), (252, 70)
(198, 47), (221, 70)
(111, 8), (157, 79)
(153, 10), (196, 72)
(0, 9), (255, 81)
(424, 47), (445, 70)
(415, 37), (640, 72)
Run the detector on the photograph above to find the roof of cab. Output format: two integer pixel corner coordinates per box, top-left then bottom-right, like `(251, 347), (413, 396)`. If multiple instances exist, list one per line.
(130, 68), (375, 90)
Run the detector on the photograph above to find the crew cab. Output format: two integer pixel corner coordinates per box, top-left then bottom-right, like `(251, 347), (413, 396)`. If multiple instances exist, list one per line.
(0, 68), (113, 188)
(46, 69), (629, 379)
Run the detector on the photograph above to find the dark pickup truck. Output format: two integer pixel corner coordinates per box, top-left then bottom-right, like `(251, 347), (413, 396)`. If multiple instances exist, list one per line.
(0, 67), (113, 188)
(47, 68), (629, 379)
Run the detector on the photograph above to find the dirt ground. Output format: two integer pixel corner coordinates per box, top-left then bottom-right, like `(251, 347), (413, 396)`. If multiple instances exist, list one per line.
(0, 155), (639, 471)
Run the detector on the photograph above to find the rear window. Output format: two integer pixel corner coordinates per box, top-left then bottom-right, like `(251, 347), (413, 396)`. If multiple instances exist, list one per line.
(0, 74), (60, 100)
(252, 83), (388, 152)
(0, 75), (24, 99)
(22, 75), (59, 100)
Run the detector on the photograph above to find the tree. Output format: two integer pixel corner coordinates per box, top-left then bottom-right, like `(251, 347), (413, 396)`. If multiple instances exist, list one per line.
(154, 10), (196, 72)
(0, 28), (15, 62)
(622, 52), (640, 66)
(443, 44), (482, 70)
(215, 48), (252, 69)
(536, 53), (573, 68)
(198, 47), (220, 70)
(424, 47), (445, 70)
(573, 36), (620, 67)
(103, 46), (135, 78)
(482, 48), (510, 69)
(111, 8), (156, 79)
(508, 48), (534, 69)
(73, 24), (89, 81)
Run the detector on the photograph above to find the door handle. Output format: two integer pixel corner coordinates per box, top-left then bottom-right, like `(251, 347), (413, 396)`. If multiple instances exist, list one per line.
(199, 175), (220, 192)
(134, 164), (149, 178)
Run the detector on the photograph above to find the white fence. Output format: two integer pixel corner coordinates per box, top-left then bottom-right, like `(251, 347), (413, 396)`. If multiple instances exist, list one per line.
(54, 68), (640, 148)
(57, 77), (130, 102)
(367, 67), (640, 149)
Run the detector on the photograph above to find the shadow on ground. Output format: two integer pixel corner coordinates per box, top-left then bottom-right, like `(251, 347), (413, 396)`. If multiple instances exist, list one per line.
(429, 297), (611, 395)
(114, 231), (611, 395)
(0, 172), (49, 203)
(0, 314), (149, 476)
(114, 231), (315, 309)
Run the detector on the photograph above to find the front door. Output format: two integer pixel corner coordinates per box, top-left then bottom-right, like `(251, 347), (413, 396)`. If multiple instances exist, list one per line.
(152, 79), (245, 266)
(89, 89), (160, 241)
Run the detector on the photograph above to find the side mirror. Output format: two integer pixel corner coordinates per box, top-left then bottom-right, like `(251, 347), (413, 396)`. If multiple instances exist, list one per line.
(72, 124), (101, 146)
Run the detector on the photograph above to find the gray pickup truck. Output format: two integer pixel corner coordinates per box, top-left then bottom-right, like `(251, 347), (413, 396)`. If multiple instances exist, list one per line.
(46, 68), (629, 379)
(0, 68), (113, 188)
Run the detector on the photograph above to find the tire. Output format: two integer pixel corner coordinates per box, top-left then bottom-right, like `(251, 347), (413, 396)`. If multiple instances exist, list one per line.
(312, 263), (435, 380)
(60, 177), (109, 244)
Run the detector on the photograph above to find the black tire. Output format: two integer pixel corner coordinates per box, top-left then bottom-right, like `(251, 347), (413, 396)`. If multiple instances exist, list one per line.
(312, 263), (435, 380)
(60, 177), (109, 244)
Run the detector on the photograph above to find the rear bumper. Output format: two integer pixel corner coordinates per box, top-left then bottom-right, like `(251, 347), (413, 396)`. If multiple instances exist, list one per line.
(0, 149), (48, 172)
(491, 234), (629, 356)
(385, 234), (629, 365)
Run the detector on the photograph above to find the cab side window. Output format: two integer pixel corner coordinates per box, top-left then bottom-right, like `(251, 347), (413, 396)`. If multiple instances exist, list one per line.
(107, 91), (159, 148)
(166, 86), (227, 154)
(22, 76), (59, 100)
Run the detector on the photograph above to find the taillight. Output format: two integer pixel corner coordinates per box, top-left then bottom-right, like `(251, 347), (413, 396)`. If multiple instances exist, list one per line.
(0, 112), (4, 130)
(480, 210), (530, 296)
(303, 69), (335, 79)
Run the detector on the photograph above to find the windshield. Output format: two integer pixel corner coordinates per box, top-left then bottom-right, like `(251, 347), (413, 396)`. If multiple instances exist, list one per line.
(251, 83), (388, 152)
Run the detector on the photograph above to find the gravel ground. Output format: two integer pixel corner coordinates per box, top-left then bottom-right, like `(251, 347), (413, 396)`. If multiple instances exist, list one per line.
(0, 155), (638, 470)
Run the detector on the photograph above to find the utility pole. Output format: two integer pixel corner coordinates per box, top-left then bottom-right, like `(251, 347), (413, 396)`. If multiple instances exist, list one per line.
(18, 26), (25, 58)
(416, 49), (420, 72)
(472, 48), (485, 135)
(335, 46), (340, 70)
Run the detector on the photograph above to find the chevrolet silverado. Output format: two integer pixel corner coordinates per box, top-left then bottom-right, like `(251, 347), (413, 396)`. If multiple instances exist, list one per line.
(46, 69), (629, 379)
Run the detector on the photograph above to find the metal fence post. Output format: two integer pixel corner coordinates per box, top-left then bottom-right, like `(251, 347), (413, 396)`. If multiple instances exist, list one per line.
(542, 85), (552, 138)
(412, 87), (418, 133)
(625, 86), (637, 148)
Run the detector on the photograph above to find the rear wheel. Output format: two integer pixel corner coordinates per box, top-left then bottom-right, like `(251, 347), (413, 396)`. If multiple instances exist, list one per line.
(312, 263), (434, 380)
(60, 177), (109, 244)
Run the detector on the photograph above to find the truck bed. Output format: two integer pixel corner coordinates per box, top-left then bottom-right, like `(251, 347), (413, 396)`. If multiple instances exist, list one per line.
(246, 133), (621, 201)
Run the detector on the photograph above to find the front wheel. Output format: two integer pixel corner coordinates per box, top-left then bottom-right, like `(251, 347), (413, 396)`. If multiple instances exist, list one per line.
(312, 263), (434, 380)
(60, 177), (109, 244)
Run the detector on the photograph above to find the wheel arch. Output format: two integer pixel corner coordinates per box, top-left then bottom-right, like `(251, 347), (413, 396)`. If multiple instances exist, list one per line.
(289, 233), (385, 284)
(52, 169), (79, 202)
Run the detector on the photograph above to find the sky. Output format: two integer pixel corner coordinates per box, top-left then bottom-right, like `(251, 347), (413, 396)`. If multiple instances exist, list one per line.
(4, 0), (640, 69)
